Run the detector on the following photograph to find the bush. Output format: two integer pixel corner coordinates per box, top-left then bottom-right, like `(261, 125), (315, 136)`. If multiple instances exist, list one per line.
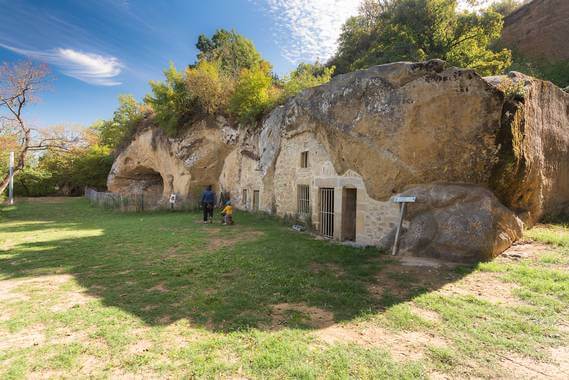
(229, 62), (278, 124)
(281, 63), (335, 99)
(144, 63), (194, 136)
(497, 77), (526, 101)
(95, 94), (145, 149)
(186, 60), (233, 115)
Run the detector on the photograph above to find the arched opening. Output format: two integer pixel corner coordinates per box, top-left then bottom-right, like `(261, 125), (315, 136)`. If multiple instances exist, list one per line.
(113, 166), (165, 199)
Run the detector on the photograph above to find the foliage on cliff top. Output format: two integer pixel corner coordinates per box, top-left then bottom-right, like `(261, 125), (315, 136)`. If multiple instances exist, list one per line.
(141, 29), (334, 135)
(329, 0), (512, 76)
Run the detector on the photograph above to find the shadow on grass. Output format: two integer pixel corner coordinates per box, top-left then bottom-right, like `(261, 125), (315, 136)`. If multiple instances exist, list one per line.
(0, 198), (475, 332)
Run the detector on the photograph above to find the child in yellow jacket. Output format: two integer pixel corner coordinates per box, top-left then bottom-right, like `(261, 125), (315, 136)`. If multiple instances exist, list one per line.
(222, 201), (234, 225)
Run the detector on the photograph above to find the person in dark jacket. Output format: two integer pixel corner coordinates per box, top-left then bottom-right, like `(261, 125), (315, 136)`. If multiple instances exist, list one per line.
(201, 185), (216, 223)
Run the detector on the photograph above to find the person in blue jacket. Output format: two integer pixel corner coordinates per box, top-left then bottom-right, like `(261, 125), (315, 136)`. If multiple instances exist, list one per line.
(201, 185), (216, 223)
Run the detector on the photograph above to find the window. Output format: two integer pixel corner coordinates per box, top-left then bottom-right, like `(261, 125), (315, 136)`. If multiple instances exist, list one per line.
(242, 189), (248, 208)
(297, 185), (310, 215)
(300, 151), (309, 168)
(253, 190), (260, 211)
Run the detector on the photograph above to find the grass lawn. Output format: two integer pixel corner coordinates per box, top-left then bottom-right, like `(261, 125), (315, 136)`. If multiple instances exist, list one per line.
(0, 198), (568, 379)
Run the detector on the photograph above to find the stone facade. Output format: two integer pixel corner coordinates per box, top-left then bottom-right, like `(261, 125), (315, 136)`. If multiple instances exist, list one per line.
(218, 131), (400, 246)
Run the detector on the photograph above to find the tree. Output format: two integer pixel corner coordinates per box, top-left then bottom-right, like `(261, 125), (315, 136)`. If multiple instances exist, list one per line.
(0, 61), (54, 195)
(229, 62), (276, 123)
(280, 63), (335, 99)
(185, 60), (234, 115)
(13, 126), (113, 196)
(330, 0), (511, 76)
(95, 94), (145, 149)
(195, 29), (266, 78)
(144, 63), (193, 136)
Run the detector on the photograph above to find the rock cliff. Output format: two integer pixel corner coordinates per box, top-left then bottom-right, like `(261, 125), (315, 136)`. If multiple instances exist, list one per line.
(108, 60), (569, 261)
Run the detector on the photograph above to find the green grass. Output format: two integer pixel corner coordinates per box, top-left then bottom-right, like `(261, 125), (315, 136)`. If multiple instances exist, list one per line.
(0, 198), (567, 379)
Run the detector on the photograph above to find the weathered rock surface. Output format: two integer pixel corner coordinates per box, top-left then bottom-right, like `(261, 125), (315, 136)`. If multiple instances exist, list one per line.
(398, 184), (524, 263)
(487, 73), (569, 222)
(501, 0), (569, 63)
(107, 116), (239, 198)
(108, 59), (569, 261)
(275, 60), (505, 202)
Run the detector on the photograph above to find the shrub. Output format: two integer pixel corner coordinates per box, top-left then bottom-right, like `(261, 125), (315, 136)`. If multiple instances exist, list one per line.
(186, 60), (234, 115)
(229, 62), (277, 124)
(497, 77), (526, 101)
(281, 63), (335, 99)
(95, 95), (145, 149)
(144, 63), (193, 136)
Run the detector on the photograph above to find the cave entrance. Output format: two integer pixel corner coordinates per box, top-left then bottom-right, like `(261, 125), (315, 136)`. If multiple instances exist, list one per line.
(116, 166), (164, 199)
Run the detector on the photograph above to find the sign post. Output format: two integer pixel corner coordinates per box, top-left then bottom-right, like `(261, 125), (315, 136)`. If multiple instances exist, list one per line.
(8, 152), (14, 205)
(169, 193), (177, 210)
(391, 196), (416, 256)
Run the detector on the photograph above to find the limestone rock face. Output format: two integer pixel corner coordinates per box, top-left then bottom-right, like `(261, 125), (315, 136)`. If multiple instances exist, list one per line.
(398, 184), (524, 263)
(108, 116), (238, 199)
(487, 73), (569, 223)
(275, 60), (505, 202)
(108, 60), (569, 261)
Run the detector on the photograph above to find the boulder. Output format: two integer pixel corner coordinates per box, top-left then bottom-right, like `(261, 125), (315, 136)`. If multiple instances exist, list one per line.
(398, 184), (524, 263)
(487, 73), (569, 223)
(275, 60), (505, 202)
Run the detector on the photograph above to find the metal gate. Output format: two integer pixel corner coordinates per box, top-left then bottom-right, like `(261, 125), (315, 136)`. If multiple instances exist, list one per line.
(319, 188), (334, 238)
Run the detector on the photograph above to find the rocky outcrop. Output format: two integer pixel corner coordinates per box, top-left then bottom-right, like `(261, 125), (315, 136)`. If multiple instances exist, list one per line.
(398, 184), (524, 263)
(501, 0), (569, 63)
(107, 116), (239, 199)
(273, 60), (505, 201)
(488, 73), (569, 222)
(108, 60), (569, 262)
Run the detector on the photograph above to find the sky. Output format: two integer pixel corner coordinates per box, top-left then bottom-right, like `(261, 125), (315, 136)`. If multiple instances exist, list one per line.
(0, 0), (489, 129)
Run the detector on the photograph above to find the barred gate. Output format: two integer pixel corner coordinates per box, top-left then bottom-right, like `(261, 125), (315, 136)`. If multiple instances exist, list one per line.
(319, 188), (334, 238)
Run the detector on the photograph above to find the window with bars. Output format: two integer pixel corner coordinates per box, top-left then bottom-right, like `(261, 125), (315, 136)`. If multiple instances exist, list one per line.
(297, 185), (310, 215)
(300, 151), (309, 168)
(242, 189), (248, 208)
(253, 190), (260, 211)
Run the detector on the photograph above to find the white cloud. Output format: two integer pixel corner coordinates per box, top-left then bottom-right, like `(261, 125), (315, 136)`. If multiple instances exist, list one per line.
(253, 0), (361, 64)
(0, 44), (123, 86)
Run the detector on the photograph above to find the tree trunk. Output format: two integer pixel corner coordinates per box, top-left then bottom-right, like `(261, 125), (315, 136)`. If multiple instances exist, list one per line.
(0, 127), (30, 196)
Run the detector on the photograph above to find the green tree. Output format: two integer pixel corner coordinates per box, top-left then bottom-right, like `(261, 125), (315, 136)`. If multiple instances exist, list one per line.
(330, 0), (511, 76)
(281, 63), (335, 99)
(195, 29), (265, 77)
(229, 62), (276, 123)
(185, 60), (234, 115)
(96, 94), (144, 149)
(144, 63), (193, 136)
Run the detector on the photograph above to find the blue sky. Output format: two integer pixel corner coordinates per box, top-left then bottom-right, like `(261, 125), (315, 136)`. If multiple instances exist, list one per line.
(0, 0), (363, 128)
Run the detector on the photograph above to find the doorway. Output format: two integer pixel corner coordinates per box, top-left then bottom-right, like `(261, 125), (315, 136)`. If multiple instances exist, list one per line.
(341, 188), (357, 241)
(319, 188), (334, 238)
(252, 190), (260, 211)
